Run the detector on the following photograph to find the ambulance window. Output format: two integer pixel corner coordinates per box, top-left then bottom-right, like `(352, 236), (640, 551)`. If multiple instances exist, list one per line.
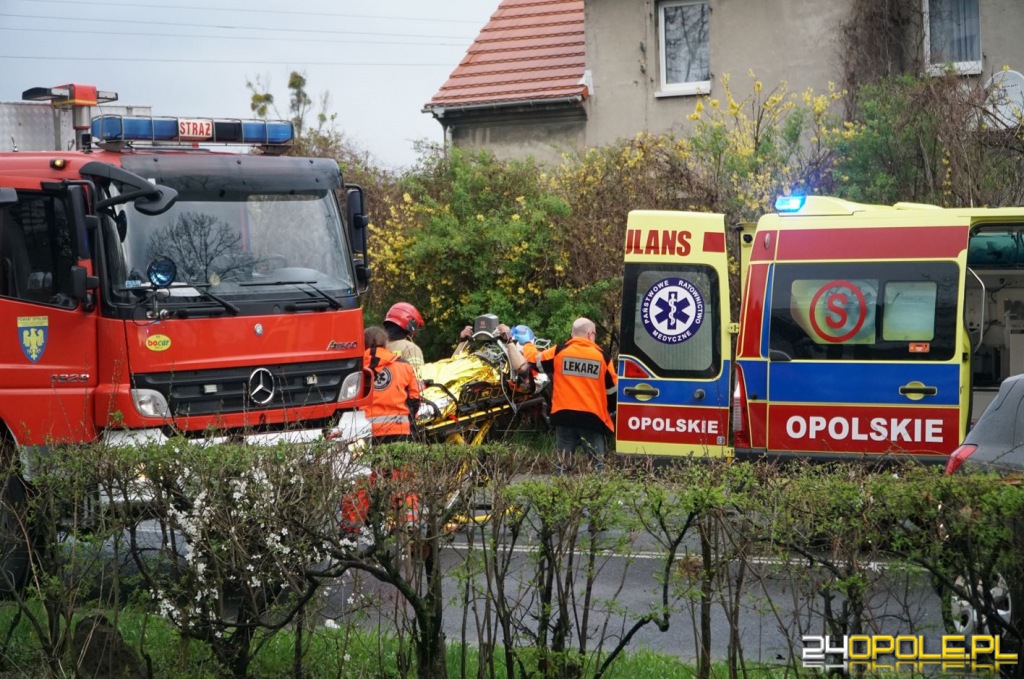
(967, 230), (1024, 268)
(882, 282), (937, 341)
(788, 279), (877, 346)
(620, 263), (720, 378)
(770, 262), (957, 361)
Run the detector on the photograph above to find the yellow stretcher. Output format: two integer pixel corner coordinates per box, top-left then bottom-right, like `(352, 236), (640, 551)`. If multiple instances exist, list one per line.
(415, 342), (548, 445)
(414, 341), (549, 528)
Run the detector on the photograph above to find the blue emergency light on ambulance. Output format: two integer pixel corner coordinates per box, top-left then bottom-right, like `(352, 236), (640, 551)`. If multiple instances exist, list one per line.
(90, 115), (294, 145)
(774, 195), (806, 212)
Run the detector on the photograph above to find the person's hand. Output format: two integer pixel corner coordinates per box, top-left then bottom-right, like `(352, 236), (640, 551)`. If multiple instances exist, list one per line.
(496, 324), (512, 342)
(460, 325), (473, 340)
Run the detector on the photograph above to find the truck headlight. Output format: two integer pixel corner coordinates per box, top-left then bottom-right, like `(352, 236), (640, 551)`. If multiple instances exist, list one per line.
(338, 372), (362, 403)
(131, 389), (170, 418)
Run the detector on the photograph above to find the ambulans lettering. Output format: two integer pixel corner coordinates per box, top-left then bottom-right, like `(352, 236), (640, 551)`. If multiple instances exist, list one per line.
(625, 229), (692, 257)
(640, 277), (705, 344)
(562, 357), (601, 378)
(785, 415), (944, 443)
(626, 416), (720, 434)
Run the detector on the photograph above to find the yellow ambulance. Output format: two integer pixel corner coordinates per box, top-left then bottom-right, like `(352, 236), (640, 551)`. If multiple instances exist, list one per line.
(616, 196), (1024, 462)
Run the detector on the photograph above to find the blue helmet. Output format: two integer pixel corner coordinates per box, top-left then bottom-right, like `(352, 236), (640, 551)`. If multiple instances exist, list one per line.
(510, 325), (536, 345)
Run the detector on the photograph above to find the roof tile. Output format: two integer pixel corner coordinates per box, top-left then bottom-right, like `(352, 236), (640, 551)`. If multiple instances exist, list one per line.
(426, 0), (586, 109)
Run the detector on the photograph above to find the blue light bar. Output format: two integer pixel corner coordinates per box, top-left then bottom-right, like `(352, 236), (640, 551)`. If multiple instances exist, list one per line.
(774, 195), (806, 213)
(91, 115), (294, 146)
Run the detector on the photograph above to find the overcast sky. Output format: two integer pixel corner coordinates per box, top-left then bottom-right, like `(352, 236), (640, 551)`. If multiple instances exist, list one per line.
(0, 0), (500, 169)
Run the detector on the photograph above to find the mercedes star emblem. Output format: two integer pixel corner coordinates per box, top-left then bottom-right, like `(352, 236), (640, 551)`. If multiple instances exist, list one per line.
(248, 367), (275, 405)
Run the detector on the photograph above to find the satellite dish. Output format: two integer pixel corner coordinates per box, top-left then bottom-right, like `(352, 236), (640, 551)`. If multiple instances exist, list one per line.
(983, 70), (1024, 129)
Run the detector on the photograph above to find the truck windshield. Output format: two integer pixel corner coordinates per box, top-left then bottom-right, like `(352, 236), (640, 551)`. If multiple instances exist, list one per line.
(115, 189), (355, 302)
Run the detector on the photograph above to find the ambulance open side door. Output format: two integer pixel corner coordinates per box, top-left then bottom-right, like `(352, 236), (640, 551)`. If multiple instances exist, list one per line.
(616, 210), (733, 458)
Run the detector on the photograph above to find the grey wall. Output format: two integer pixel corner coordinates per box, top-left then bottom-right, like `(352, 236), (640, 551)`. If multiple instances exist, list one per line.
(584, 0), (849, 148)
(584, 0), (1024, 149)
(440, 106), (588, 165)
(434, 0), (1024, 164)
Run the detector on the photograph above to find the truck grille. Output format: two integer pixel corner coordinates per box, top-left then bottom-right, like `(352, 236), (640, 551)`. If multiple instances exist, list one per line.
(133, 359), (360, 417)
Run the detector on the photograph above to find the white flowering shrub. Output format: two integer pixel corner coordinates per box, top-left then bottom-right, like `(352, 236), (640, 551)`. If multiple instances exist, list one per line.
(109, 439), (367, 678)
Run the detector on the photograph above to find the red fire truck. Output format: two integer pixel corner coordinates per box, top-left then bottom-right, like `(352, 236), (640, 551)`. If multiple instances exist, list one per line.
(0, 84), (372, 585)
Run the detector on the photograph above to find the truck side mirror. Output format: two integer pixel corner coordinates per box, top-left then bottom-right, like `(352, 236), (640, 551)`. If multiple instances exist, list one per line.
(71, 265), (99, 310)
(346, 185), (370, 294)
(355, 264), (371, 288)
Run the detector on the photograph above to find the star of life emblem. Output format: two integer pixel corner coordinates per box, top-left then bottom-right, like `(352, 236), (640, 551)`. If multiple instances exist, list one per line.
(373, 367), (393, 391)
(640, 278), (705, 344)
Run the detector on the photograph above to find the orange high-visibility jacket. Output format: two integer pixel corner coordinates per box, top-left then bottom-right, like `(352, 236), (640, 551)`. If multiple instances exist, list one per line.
(520, 341), (539, 368)
(538, 337), (617, 433)
(365, 346), (421, 438)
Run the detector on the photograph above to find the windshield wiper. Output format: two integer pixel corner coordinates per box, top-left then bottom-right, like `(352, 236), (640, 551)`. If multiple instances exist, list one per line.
(194, 286), (241, 315)
(302, 282), (342, 309)
(240, 280), (342, 309)
(122, 283), (240, 318)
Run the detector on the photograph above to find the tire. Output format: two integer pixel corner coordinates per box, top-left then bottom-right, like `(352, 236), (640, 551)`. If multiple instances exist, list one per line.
(944, 572), (1012, 636)
(0, 474), (31, 597)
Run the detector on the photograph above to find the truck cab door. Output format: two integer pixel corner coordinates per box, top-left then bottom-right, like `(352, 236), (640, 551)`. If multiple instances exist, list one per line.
(0, 186), (98, 446)
(616, 211), (733, 457)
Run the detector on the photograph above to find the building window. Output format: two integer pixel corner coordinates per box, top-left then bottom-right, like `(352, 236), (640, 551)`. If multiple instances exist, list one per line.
(658, 1), (710, 96)
(924, 0), (981, 75)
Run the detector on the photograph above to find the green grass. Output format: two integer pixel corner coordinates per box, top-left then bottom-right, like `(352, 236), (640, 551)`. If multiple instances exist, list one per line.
(0, 598), (803, 679)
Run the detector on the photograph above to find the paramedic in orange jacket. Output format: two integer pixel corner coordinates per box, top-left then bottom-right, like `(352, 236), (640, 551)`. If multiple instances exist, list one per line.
(537, 317), (617, 473)
(364, 325), (421, 442)
(341, 326), (421, 533)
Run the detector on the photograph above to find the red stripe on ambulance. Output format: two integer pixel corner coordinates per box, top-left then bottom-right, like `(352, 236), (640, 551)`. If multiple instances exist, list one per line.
(749, 230), (777, 262)
(739, 264), (768, 358)
(747, 401), (768, 448)
(702, 231), (724, 253)
(768, 404), (958, 456)
(776, 226), (966, 261)
(618, 403), (728, 445)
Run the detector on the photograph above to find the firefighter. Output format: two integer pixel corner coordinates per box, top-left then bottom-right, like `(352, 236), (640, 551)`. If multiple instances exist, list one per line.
(384, 302), (425, 379)
(341, 326), (421, 534)
(537, 317), (617, 474)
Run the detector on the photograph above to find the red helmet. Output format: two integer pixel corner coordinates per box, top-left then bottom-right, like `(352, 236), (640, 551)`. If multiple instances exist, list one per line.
(385, 302), (424, 335)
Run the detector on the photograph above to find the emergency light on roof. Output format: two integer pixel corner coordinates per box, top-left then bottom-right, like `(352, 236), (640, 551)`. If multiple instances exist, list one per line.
(774, 195), (806, 213)
(90, 115), (294, 146)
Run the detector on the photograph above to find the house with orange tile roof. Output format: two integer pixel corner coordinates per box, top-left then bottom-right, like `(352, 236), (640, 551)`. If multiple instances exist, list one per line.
(426, 0), (1024, 164)
(424, 0), (587, 165)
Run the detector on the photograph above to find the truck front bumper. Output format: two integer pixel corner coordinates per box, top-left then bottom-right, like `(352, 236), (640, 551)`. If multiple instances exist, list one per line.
(101, 410), (371, 448)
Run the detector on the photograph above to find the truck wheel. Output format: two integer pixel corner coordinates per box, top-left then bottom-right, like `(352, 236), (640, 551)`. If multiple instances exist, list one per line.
(0, 474), (30, 597)
(944, 572), (1012, 636)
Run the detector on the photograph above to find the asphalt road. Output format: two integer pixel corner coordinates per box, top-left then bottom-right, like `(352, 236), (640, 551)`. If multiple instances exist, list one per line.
(319, 529), (946, 668)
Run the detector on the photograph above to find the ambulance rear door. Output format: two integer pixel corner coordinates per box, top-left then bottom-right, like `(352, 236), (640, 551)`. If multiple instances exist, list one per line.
(616, 210), (732, 457)
(764, 258), (963, 460)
